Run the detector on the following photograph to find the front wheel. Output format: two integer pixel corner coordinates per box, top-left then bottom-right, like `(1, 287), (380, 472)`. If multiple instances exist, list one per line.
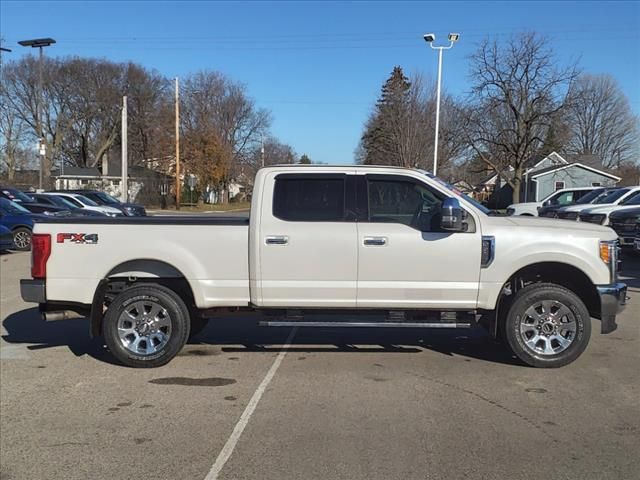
(504, 283), (591, 368)
(103, 284), (191, 368)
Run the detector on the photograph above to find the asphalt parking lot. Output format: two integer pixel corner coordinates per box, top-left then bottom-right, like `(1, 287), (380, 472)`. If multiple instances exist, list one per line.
(1, 250), (639, 480)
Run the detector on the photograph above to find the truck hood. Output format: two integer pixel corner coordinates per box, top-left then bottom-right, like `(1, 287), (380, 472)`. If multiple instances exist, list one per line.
(503, 215), (613, 234)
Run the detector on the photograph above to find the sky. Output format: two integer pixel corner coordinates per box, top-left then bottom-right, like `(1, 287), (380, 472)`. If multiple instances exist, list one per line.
(1, 0), (639, 165)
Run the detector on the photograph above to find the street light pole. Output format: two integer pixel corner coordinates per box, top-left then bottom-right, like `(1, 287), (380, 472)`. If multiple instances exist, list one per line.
(18, 38), (55, 190)
(423, 33), (459, 176)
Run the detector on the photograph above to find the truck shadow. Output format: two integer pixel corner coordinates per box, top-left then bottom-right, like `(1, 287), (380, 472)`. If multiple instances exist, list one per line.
(1, 307), (118, 365)
(194, 318), (521, 365)
(1, 308), (520, 366)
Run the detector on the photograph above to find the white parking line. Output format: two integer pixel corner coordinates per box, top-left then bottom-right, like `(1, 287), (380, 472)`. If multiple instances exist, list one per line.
(204, 327), (297, 480)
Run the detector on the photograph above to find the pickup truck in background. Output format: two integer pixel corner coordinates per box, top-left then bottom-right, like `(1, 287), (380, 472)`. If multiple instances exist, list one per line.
(506, 186), (597, 216)
(20, 166), (627, 368)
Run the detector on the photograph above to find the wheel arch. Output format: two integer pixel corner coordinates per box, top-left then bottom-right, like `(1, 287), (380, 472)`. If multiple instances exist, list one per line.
(490, 261), (600, 339)
(90, 259), (199, 338)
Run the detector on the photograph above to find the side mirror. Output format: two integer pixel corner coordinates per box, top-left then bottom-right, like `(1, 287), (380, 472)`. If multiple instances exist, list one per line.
(440, 197), (465, 232)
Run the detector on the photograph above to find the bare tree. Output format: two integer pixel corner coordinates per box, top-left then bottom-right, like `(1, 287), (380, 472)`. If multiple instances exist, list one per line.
(0, 83), (29, 180)
(181, 71), (270, 202)
(462, 32), (579, 203)
(564, 74), (639, 169)
(242, 136), (296, 184)
(358, 68), (465, 175)
(2, 56), (76, 186)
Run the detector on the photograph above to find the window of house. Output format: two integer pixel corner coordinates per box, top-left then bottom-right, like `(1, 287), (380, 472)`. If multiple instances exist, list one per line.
(367, 177), (444, 231)
(273, 176), (345, 221)
(554, 181), (565, 191)
(591, 182), (602, 187)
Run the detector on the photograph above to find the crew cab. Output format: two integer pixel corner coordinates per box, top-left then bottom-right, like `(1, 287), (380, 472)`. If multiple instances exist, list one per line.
(20, 166), (627, 368)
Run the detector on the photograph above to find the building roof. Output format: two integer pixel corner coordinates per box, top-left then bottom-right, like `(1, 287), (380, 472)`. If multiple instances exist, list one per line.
(529, 162), (621, 181)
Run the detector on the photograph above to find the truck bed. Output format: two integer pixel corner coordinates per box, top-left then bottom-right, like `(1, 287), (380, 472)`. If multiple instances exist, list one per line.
(33, 215), (251, 308)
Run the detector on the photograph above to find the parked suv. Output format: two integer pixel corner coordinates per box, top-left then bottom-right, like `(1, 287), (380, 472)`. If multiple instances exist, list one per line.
(507, 187), (596, 216)
(63, 190), (146, 216)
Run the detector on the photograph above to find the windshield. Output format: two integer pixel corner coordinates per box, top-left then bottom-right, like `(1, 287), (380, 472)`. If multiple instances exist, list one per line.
(73, 194), (99, 207)
(621, 191), (640, 205)
(1, 188), (34, 203)
(594, 188), (629, 204)
(0, 197), (30, 214)
(49, 195), (80, 209)
(93, 192), (120, 204)
(422, 171), (491, 215)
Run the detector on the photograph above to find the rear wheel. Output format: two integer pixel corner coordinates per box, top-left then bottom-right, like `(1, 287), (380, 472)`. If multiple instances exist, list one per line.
(103, 284), (190, 368)
(504, 283), (591, 368)
(12, 227), (31, 251)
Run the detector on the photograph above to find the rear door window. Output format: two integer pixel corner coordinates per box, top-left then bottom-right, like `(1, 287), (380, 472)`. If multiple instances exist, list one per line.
(273, 176), (346, 221)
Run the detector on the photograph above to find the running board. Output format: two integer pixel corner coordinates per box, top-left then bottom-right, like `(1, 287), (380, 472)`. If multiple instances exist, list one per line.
(259, 321), (471, 328)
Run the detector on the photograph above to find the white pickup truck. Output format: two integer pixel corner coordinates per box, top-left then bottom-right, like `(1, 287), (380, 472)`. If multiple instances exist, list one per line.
(21, 165), (627, 368)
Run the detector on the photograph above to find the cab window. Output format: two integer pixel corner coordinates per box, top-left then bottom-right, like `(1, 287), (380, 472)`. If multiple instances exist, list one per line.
(366, 177), (444, 231)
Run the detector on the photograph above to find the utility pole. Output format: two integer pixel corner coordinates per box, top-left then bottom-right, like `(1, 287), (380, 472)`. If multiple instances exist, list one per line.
(18, 38), (55, 189)
(175, 77), (181, 210)
(121, 96), (128, 202)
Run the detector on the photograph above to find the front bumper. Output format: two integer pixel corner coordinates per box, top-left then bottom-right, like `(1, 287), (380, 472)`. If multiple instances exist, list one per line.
(20, 279), (46, 304)
(596, 283), (627, 334)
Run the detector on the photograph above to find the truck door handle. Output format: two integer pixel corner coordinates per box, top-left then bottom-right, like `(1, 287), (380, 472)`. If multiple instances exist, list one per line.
(265, 235), (289, 245)
(363, 236), (387, 246)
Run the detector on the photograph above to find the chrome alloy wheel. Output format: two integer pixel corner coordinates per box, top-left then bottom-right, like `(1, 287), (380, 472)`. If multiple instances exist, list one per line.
(518, 300), (577, 356)
(13, 230), (30, 249)
(117, 300), (172, 356)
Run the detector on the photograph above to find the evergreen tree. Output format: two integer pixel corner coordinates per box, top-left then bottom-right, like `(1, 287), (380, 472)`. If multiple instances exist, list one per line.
(299, 154), (312, 164)
(359, 66), (413, 166)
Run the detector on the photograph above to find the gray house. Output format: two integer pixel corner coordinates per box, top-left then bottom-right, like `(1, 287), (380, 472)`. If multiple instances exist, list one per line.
(482, 152), (620, 207)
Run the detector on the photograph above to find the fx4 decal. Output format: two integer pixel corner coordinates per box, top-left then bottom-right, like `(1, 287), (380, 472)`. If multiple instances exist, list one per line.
(57, 233), (99, 244)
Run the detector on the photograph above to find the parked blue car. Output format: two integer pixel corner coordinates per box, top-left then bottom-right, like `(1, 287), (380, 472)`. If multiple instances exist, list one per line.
(0, 198), (34, 251)
(0, 224), (14, 252)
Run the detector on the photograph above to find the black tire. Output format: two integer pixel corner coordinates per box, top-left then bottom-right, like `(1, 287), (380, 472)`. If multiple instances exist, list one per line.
(504, 283), (591, 368)
(102, 284), (191, 368)
(12, 227), (32, 251)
